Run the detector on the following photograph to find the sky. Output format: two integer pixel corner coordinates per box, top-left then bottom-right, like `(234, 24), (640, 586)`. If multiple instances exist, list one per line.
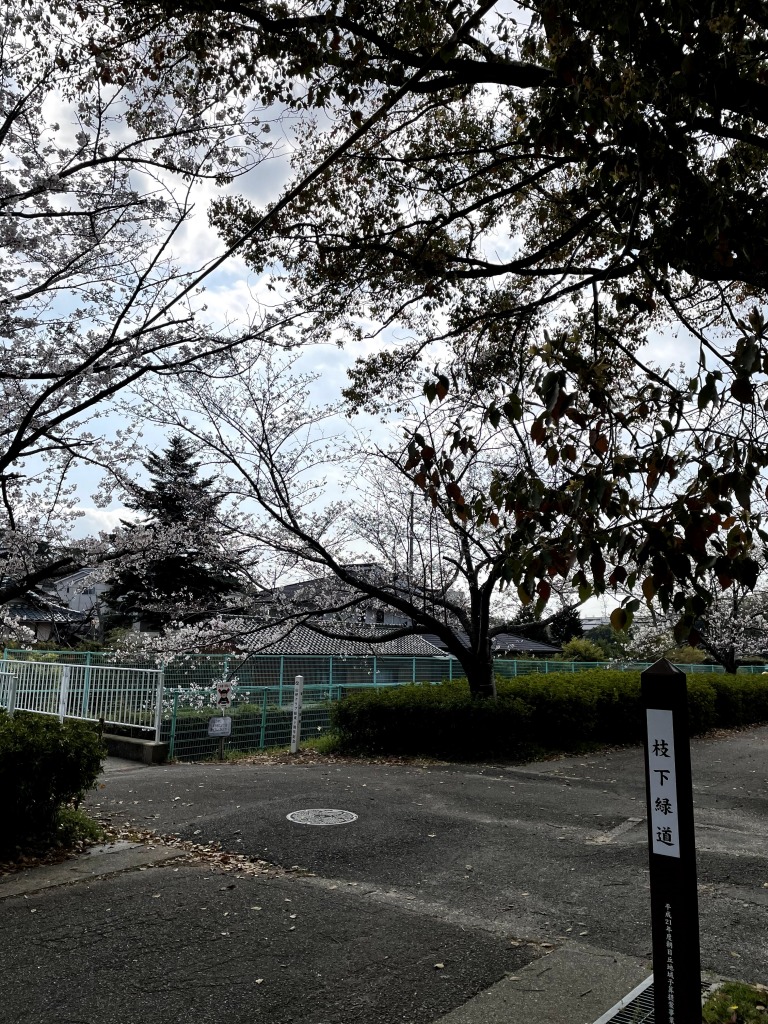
(55, 49), (705, 625)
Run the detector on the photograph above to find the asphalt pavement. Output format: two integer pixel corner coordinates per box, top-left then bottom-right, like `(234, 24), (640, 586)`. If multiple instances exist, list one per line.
(1, 726), (767, 1024)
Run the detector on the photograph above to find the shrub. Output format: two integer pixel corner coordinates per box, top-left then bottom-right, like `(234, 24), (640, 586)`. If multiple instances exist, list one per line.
(0, 711), (106, 856)
(330, 670), (764, 761)
(665, 645), (709, 664)
(331, 683), (536, 760)
(708, 674), (768, 728)
(556, 637), (606, 662)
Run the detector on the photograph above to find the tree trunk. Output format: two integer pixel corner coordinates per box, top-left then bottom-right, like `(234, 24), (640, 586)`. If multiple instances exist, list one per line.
(723, 646), (738, 674)
(462, 640), (497, 700)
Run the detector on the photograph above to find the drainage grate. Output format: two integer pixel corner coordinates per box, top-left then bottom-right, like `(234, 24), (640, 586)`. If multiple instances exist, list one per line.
(592, 976), (654, 1024)
(593, 976), (714, 1024)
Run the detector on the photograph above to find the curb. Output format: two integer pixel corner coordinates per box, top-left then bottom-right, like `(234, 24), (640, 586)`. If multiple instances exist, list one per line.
(0, 841), (182, 899)
(433, 942), (652, 1024)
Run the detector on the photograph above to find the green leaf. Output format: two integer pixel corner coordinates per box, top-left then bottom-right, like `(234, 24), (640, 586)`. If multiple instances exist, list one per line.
(610, 607), (628, 631)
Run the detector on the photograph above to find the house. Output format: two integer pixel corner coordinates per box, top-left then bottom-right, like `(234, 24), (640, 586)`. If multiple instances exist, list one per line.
(239, 621), (446, 658)
(4, 592), (87, 643)
(251, 568), (562, 659)
(254, 567), (411, 628)
(52, 567), (110, 619)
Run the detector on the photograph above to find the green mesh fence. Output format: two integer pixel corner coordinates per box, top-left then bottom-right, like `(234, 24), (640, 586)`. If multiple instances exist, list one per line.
(2, 650), (460, 688)
(6, 649), (768, 759)
(161, 683), (393, 762)
(6, 647), (767, 687)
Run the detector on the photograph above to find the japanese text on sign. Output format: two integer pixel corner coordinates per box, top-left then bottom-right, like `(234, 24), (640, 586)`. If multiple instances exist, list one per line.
(647, 709), (680, 858)
(665, 902), (675, 1020)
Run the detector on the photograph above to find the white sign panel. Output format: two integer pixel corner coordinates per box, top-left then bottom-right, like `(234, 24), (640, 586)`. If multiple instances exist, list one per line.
(646, 708), (680, 858)
(208, 716), (232, 737)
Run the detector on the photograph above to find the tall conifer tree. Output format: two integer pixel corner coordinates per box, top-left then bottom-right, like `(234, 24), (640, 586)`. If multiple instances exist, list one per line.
(105, 435), (239, 630)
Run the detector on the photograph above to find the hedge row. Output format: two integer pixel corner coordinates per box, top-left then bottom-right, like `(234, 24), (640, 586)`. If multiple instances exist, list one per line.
(330, 670), (768, 761)
(0, 711), (106, 856)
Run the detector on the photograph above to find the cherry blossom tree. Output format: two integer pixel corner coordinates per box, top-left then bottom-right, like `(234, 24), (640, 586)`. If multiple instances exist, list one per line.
(624, 579), (768, 673)
(125, 347), (585, 697)
(0, 0), (285, 602)
(118, 0), (768, 637)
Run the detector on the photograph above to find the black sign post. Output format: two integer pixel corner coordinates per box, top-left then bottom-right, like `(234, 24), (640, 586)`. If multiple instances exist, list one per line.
(641, 659), (701, 1024)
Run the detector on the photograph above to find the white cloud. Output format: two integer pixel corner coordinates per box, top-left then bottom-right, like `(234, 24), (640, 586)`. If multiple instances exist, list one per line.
(73, 507), (139, 537)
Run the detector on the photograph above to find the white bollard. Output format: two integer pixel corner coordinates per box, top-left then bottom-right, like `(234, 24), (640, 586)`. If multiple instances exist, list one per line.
(290, 675), (304, 754)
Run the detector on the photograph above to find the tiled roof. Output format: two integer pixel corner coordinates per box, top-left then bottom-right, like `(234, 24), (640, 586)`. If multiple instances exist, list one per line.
(236, 622), (560, 658)
(8, 601), (86, 623)
(238, 623), (448, 657)
(492, 632), (562, 655)
(422, 631), (561, 656)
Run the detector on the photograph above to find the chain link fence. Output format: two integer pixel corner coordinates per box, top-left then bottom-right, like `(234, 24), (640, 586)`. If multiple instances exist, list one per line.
(161, 682), (391, 761)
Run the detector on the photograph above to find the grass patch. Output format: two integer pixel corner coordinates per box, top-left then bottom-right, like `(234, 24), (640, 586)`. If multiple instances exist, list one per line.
(55, 807), (105, 848)
(216, 734), (341, 761)
(299, 734), (342, 755)
(703, 981), (768, 1023)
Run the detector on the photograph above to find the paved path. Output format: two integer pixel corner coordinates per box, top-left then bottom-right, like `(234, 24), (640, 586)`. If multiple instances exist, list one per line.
(1, 728), (766, 1024)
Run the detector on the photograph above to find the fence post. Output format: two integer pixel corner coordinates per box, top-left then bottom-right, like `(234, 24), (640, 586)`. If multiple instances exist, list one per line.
(58, 665), (71, 723)
(259, 688), (268, 750)
(373, 656), (377, 683)
(153, 668), (164, 740)
(81, 652), (92, 718)
(290, 675), (304, 754)
(168, 691), (179, 759)
(279, 657), (285, 705)
(1, 669), (17, 717)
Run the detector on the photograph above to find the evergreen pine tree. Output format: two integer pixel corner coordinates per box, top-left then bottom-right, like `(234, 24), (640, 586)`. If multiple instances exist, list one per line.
(547, 606), (584, 646)
(510, 603), (584, 646)
(105, 435), (239, 630)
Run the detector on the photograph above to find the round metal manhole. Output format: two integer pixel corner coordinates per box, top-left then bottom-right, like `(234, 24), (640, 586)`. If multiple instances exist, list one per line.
(286, 808), (358, 826)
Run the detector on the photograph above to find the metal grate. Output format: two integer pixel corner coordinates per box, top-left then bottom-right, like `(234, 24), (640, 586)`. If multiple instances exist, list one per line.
(593, 977), (714, 1024)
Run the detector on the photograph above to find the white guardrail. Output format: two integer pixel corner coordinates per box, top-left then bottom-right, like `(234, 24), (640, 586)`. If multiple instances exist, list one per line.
(0, 660), (164, 735)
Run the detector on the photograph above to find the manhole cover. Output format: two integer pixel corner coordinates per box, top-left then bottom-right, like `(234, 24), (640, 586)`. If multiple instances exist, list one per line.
(286, 808), (358, 826)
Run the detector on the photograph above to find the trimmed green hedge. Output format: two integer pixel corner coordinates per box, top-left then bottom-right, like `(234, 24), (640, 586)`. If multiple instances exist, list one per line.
(330, 670), (767, 761)
(0, 711), (106, 856)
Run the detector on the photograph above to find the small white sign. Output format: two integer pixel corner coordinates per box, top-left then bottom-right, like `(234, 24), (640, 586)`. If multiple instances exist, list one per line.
(215, 681), (233, 708)
(208, 716), (232, 737)
(647, 708), (680, 858)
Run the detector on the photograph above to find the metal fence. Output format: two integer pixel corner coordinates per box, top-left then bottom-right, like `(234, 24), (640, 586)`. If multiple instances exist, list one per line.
(494, 659), (768, 677)
(4, 649), (767, 760)
(0, 659), (164, 733)
(7, 648), (767, 688)
(2, 649), (458, 689)
(162, 682), (392, 762)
